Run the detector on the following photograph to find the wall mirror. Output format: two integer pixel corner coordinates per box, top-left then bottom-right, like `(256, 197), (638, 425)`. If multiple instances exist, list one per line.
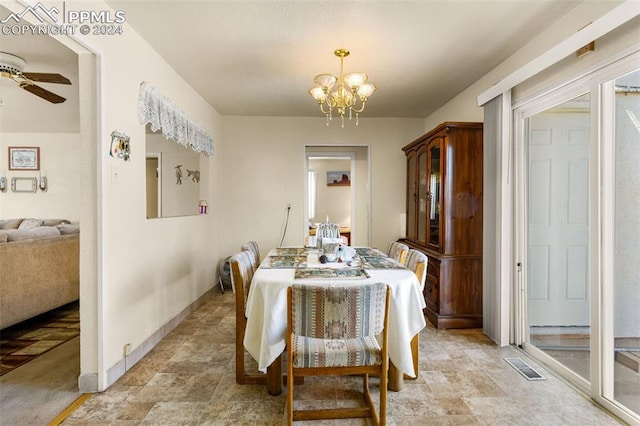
(145, 124), (202, 218)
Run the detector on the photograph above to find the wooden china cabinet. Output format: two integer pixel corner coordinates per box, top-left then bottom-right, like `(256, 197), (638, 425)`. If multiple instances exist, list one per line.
(401, 122), (483, 329)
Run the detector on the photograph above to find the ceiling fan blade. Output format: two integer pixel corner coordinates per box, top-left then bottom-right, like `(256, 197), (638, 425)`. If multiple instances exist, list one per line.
(20, 83), (67, 104)
(22, 72), (71, 85)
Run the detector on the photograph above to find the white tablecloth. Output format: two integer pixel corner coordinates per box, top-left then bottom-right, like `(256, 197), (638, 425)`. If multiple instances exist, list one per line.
(243, 248), (426, 377)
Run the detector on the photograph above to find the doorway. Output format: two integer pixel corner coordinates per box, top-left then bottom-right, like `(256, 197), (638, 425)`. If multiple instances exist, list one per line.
(0, 24), (99, 423)
(145, 154), (161, 219)
(304, 146), (370, 247)
(524, 93), (592, 381)
(514, 59), (640, 422)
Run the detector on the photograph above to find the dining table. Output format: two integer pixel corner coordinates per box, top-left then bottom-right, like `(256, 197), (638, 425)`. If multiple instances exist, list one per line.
(243, 246), (426, 395)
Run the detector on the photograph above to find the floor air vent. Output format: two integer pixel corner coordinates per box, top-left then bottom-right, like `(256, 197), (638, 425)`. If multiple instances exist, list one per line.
(504, 358), (546, 380)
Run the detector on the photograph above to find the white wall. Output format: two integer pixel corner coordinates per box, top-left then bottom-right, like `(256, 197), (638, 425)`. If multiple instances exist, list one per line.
(56, 0), (224, 389)
(0, 133), (81, 221)
(219, 117), (424, 259)
(422, 1), (624, 132)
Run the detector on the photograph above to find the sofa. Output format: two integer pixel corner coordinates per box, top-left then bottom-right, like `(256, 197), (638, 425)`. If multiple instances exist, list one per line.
(0, 218), (80, 330)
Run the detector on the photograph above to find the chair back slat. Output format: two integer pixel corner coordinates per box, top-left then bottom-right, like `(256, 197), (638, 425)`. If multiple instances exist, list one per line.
(291, 283), (387, 339)
(406, 249), (428, 290)
(241, 241), (260, 268)
(230, 251), (255, 311)
(388, 241), (409, 265)
(231, 249), (269, 386)
(316, 223), (341, 249)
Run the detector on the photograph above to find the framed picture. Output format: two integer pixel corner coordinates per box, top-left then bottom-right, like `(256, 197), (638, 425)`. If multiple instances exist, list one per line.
(327, 170), (351, 186)
(8, 147), (40, 171)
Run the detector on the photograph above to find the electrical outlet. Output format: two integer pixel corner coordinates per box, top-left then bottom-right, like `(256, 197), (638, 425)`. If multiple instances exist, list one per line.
(287, 203), (291, 209)
(123, 343), (132, 357)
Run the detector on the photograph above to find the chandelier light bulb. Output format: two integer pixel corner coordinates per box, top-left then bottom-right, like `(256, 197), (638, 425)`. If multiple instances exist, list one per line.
(357, 83), (376, 99)
(344, 72), (367, 90)
(309, 86), (327, 102)
(313, 74), (337, 92)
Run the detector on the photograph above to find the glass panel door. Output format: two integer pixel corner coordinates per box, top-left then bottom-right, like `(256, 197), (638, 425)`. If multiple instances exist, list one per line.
(526, 93), (591, 382)
(428, 142), (441, 248)
(611, 69), (640, 416)
(407, 152), (417, 241)
(417, 148), (428, 245)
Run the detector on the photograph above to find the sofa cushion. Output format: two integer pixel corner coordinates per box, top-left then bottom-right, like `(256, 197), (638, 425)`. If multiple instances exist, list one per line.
(18, 218), (44, 230)
(0, 230), (8, 243)
(42, 219), (72, 226)
(56, 224), (80, 235)
(0, 219), (23, 230)
(5, 226), (61, 242)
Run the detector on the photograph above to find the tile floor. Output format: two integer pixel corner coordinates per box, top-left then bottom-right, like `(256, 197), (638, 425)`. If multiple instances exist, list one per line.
(62, 290), (621, 425)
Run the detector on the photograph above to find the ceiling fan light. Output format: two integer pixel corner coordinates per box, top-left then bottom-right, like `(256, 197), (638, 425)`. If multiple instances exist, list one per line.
(357, 83), (376, 99)
(313, 74), (337, 91)
(309, 86), (327, 102)
(344, 72), (367, 89)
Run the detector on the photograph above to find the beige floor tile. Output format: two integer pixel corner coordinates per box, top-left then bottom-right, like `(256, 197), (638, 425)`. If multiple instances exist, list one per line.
(59, 290), (622, 425)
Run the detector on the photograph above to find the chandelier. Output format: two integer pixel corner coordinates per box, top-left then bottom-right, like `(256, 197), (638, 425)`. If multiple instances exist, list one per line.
(308, 48), (376, 127)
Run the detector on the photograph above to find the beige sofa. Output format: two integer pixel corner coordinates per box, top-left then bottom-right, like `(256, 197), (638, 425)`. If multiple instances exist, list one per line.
(0, 219), (79, 329)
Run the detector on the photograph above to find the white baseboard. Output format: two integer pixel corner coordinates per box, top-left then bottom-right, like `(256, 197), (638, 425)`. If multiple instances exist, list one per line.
(99, 287), (215, 391)
(78, 373), (98, 393)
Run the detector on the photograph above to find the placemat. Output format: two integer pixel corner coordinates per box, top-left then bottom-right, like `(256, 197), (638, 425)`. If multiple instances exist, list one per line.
(261, 256), (307, 268)
(354, 247), (386, 257)
(272, 247), (309, 256)
(294, 268), (370, 279)
(361, 256), (406, 270)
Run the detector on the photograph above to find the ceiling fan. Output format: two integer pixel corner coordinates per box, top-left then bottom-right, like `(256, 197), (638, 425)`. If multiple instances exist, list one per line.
(0, 52), (71, 104)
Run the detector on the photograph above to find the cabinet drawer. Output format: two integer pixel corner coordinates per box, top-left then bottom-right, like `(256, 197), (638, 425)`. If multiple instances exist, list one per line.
(424, 256), (440, 311)
(424, 273), (439, 311)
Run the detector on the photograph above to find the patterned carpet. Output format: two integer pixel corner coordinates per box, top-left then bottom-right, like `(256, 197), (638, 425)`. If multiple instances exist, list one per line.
(0, 301), (80, 376)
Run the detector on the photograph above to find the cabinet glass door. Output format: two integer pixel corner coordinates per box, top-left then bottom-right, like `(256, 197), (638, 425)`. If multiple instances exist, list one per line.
(417, 148), (428, 244)
(406, 152), (417, 241)
(428, 142), (441, 248)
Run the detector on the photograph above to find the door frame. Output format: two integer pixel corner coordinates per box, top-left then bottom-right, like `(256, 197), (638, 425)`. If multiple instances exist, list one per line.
(303, 145), (371, 247)
(145, 153), (162, 218)
(512, 51), (640, 424)
(514, 81), (595, 392)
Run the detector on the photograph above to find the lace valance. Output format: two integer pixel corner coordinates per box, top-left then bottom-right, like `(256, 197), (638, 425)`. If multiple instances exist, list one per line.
(137, 82), (214, 156)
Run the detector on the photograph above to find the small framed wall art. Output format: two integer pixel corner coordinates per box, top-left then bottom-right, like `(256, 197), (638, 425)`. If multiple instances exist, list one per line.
(8, 146), (40, 171)
(326, 170), (351, 187)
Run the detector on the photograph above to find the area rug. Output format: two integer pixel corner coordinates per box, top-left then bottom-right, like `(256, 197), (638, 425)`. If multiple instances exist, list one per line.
(0, 301), (79, 376)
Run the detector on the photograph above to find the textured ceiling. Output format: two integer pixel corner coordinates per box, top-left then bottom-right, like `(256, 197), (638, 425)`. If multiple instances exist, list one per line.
(1, 1), (585, 133)
(107, 0), (581, 118)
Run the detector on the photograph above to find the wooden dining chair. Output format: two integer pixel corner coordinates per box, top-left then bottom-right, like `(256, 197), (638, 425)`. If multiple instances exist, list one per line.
(405, 249), (428, 379)
(240, 241), (260, 269)
(388, 241), (409, 266)
(230, 251), (267, 385)
(316, 222), (341, 250)
(286, 283), (390, 425)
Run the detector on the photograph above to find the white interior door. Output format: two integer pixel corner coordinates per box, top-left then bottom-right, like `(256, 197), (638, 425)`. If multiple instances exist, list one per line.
(527, 96), (590, 327)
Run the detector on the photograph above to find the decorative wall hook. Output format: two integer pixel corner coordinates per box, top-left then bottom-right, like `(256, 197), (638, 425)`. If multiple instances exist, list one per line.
(109, 130), (131, 161)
